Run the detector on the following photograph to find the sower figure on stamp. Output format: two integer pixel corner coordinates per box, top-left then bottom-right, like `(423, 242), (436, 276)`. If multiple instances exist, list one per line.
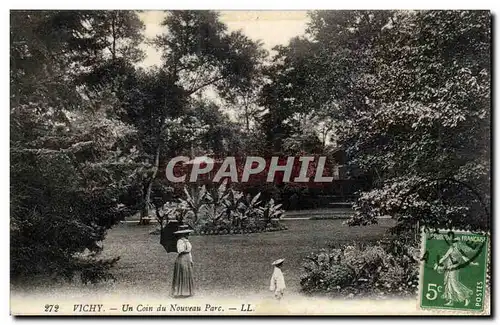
(172, 225), (194, 298)
(435, 238), (479, 307)
(270, 258), (286, 300)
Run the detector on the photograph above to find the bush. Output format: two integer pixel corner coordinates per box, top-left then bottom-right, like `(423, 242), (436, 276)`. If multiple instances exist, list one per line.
(10, 148), (133, 283)
(160, 183), (287, 235)
(300, 239), (419, 297)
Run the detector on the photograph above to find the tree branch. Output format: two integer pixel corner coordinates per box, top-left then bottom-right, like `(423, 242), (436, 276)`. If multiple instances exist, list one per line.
(186, 76), (225, 96)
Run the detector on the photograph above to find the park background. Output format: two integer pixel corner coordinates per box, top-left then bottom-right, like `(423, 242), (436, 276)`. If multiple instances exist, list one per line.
(9, 8), (490, 307)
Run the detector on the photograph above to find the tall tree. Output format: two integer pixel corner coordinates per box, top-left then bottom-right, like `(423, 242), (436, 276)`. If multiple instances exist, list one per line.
(128, 10), (266, 223)
(297, 10), (490, 232)
(10, 10), (145, 282)
(258, 36), (342, 154)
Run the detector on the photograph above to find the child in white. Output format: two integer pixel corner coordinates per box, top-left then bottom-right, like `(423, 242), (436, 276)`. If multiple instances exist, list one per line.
(270, 258), (286, 300)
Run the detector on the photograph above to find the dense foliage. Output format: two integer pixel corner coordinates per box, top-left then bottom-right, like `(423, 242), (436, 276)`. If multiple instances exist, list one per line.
(300, 239), (419, 297)
(261, 10), (491, 233)
(10, 10), (146, 282)
(10, 10), (267, 282)
(160, 182), (286, 235)
(11, 10), (491, 289)
(292, 10), (490, 297)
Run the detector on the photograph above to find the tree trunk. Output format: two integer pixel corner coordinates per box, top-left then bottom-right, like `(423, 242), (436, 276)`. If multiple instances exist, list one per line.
(244, 96), (250, 132)
(155, 205), (164, 229)
(139, 146), (161, 225)
(111, 13), (117, 61)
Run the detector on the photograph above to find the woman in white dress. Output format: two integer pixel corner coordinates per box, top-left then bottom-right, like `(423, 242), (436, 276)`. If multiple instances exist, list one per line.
(171, 227), (194, 298)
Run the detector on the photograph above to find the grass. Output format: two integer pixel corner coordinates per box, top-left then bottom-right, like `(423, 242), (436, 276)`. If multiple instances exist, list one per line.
(95, 218), (395, 298)
(11, 218), (395, 299)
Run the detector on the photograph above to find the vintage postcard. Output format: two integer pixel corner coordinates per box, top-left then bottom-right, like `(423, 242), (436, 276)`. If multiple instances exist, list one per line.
(10, 9), (491, 316)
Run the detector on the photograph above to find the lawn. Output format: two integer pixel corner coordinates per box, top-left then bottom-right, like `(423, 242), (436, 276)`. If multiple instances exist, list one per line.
(98, 219), (395, 298)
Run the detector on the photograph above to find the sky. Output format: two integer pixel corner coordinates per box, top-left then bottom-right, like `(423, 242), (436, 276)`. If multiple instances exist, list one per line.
(137, 11), (310, 67)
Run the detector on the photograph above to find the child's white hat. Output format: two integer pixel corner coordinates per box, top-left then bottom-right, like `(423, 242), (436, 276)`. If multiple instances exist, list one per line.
(272, 258), (285, 266)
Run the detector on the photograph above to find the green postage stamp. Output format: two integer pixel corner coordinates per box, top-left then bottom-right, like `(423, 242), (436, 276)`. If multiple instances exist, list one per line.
(419, 229), (489, 312)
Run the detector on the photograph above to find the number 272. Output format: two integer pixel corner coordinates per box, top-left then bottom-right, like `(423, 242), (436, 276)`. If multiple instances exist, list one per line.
(44, 304), (59, 312)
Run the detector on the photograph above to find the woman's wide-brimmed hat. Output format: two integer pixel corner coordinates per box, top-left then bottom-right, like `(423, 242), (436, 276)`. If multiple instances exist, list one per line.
(173, 229), (194, 234)
(174, 224), (193, 235)
(272, 258), (285, 266)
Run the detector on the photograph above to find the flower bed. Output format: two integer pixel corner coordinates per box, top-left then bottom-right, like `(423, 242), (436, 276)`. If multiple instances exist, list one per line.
(193, 223), (288, 236)
(299, 239), (419, 298)
(153, 182), (289, 236)
(149, 219), (288, 236)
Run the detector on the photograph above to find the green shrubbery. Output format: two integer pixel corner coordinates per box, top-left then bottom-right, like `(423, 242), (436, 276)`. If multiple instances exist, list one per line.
(300, 237), (419, 297)
(293, 10), (490, 298)
(161, 182), (287, 235)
